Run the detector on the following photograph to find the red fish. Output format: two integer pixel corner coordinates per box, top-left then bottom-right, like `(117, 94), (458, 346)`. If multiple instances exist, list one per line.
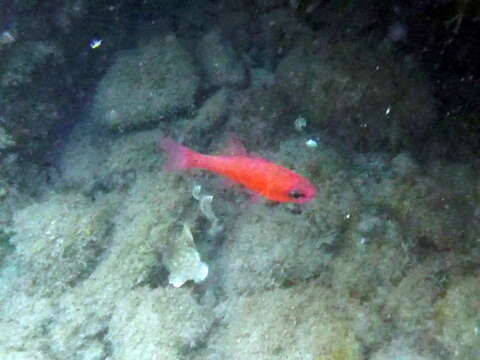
(160, 137), (317, 203)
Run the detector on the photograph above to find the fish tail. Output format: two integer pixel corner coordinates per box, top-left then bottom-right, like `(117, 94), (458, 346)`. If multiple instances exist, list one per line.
(159, 137), (198, 171)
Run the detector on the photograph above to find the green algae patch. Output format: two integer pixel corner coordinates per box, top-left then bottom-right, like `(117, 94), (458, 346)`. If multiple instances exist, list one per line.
(208, 283), (367, 360)
(10, 192), (113, 296)
(315, 326), (363, 360)
(435, 275), (480, 359)
(107, 286), (214, 360)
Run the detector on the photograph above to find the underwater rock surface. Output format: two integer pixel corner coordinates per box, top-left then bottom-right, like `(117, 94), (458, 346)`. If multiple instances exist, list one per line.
(0, 1), (480, 359)
(92, 34), (199, 131)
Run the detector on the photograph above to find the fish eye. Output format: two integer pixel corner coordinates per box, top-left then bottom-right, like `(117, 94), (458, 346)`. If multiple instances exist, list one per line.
(289, 189), (305, 199)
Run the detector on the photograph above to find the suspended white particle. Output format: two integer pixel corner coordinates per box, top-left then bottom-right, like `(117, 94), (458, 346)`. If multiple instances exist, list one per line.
(305, 139), (318, 148)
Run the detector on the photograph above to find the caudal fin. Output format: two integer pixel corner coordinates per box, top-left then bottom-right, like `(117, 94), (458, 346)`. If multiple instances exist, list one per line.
(159, 137), (197, 171)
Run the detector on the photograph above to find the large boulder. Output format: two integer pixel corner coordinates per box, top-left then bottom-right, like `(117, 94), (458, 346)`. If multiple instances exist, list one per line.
(93, 34), (199, 131)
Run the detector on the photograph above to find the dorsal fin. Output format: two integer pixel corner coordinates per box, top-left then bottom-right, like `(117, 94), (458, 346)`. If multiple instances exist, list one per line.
(221, 136), (247, 156)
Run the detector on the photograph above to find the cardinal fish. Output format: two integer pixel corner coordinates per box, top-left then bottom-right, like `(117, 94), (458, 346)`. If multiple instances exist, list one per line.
(160, 137), (317, 204)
